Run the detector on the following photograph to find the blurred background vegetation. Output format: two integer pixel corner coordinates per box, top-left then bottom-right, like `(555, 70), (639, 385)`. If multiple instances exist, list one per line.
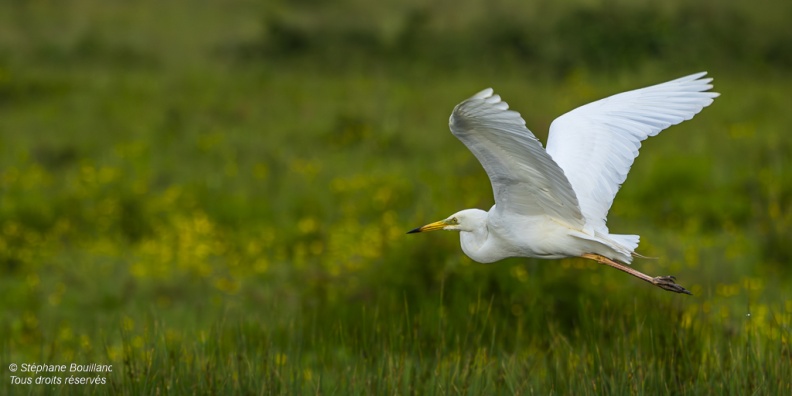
(0, 0), (790, 393)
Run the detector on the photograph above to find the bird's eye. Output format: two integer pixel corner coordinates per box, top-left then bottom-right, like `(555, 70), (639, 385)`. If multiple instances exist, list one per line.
(450, 217), (458, 224)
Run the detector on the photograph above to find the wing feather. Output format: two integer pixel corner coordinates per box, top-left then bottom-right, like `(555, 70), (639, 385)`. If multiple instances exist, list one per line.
(449, 89), (584, 226)
(545, 72), (719, 233)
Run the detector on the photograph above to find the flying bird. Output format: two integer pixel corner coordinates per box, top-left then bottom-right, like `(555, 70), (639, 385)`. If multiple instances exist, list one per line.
(408, 73), (719, 294)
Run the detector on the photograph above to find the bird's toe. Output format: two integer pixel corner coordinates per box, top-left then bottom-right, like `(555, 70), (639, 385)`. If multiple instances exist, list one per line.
(652, 275), (692, 295)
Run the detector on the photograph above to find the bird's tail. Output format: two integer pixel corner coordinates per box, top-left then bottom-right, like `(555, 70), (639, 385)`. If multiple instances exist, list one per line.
(599, 233), (652, 263)
(572, 230), (641, 264)
(608, 234), (640, 253)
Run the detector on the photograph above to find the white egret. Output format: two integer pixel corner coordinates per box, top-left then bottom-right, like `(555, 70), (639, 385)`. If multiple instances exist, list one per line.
(408, 72), (719, 294)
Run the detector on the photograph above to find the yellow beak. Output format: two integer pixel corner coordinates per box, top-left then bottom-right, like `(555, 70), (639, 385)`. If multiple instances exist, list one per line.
(406, 219), (447, 234)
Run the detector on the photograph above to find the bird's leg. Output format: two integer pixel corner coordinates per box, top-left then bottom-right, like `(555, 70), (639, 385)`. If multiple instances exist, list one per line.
(581, 253), (692, 295)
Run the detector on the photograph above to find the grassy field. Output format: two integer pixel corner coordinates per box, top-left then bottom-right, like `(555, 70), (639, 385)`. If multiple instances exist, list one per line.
(1, 0), (791, 394)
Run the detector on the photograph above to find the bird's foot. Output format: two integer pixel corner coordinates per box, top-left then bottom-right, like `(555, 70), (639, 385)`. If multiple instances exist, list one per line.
(652, 275), (692, 295)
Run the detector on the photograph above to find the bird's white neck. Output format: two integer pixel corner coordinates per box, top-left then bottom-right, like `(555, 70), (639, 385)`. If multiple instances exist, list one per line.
(456, 209), (497, 263)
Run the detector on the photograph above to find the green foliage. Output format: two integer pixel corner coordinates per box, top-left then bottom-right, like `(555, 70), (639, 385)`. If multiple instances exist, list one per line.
(229, 0), (792, 73)
(1, 0), (791, 394)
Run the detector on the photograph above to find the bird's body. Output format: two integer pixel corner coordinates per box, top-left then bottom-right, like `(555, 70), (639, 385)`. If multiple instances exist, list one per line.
(409, 73), (719, 294)
(449, 208), (630, 263)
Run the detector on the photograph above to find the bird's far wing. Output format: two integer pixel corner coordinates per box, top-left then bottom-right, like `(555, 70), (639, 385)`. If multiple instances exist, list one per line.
(545, 72), (719, 234)
(449, 88), (584, 226)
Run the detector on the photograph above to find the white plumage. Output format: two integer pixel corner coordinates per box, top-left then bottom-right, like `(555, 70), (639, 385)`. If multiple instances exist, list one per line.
(409, 73), (719, 294)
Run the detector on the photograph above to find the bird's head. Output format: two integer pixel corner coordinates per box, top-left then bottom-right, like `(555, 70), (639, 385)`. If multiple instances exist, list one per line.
(407, 209), (487, 234)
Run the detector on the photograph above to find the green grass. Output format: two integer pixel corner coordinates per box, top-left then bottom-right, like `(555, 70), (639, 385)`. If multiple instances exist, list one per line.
(1, 0), (791, 394)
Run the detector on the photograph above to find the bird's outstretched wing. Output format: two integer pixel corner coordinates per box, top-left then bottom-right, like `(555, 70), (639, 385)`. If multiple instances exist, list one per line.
(450, 89), (584, 225)
(545, 72), (718, 234)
